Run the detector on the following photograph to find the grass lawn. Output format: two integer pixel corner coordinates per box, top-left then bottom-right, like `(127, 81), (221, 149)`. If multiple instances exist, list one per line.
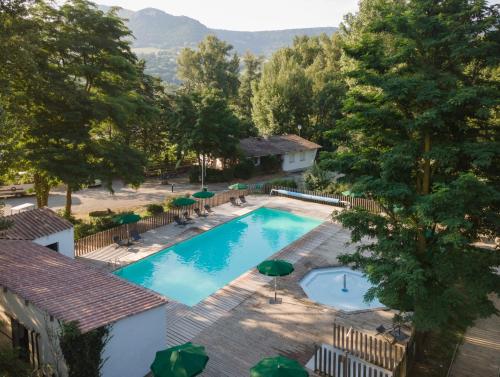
(409, 325), (464, 377)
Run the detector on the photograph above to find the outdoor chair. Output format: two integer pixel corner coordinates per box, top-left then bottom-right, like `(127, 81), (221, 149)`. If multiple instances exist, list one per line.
(230, 197), (241, 206)
(238, 195), (247, 204)
(194, 208), (208, 217)
(174, 215), (188, 226)
(113, 235), (126, 247)
(130, 229), (142, 242)
(183, 211), (195, 223)
(204, 204), (214, 213)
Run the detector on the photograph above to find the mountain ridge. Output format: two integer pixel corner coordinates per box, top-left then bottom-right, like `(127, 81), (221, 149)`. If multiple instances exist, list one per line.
(98, 5), (338, 82)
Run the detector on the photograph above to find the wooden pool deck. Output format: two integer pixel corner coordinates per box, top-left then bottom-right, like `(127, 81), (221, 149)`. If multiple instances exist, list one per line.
(80, 195), (403, 376)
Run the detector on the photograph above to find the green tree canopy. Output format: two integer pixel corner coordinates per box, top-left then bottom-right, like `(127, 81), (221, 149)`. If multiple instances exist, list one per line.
(328, 0), (499, 352)
(252, 34), (346, 143)
(177, 35), (240, 99)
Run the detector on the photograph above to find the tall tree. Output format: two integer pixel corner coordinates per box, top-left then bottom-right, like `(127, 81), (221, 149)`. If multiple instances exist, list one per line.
(177, 35), (240, 99)
(2, 0), (153, 215)
(328, 0), (499, 355)
(235, 52), (263, 135)
(171, 89), (241, 167)
(252, 35), (346, 142)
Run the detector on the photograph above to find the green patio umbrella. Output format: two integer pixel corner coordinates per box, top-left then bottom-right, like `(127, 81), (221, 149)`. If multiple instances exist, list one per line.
(150, 342), (209, 377)
(172, 197), (197, 207)
(113, 213), (141, 225)
(250, 356), (308, 377)
(341, 190), (363, 198)
(192, 191), (215, 199)
(228, 183), (248, 190)
(257, 260), (294, 304)
(112, 213), (141, 245)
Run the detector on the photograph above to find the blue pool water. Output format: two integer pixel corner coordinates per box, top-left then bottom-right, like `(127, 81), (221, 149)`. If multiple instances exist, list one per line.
(115, 207), (321, 306)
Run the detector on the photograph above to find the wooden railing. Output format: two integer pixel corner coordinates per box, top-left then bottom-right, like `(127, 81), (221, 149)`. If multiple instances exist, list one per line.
(313, 344), (391, 377)
(314, 324), (415, 377)
(74, 189), (253, 256)
(270, 186), (382, 213)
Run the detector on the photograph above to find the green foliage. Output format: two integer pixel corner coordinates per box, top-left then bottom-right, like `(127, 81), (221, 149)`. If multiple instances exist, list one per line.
(0, 345), (31, 377)
(259, 155), (282, 174)
(330, 0), (500, 346)
(170, 88), (242, 161)
(189, 166), (234, 184)
(269, 178), (297, 189)
(177, 35), (240, 98)
(59, 321), (110, 377)
(146, 203), (164, 216)
(0, 201), (13, 233)
(252, 34), (346, 144)
(303, 163), (330, 191)
(233, 159), (255, 180)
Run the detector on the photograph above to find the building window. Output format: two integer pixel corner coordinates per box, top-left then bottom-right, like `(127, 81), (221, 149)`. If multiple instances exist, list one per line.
(11, 318), (29, 362)
(300, 151), (306, 161)
(46, 242), (59, 252)
(289, 153), (295, 163)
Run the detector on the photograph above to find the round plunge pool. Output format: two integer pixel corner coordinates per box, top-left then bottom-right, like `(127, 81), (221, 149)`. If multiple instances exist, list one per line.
(300, 267), (385, 312)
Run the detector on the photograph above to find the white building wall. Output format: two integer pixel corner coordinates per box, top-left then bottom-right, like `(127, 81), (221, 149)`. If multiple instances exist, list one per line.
(33, 228), (74, 259)
(282, 149), (318, 172)
(0, 289), (68, 377)
(101, 304), (167, 377)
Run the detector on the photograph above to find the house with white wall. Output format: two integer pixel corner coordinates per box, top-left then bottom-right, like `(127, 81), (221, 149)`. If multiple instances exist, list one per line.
(0, 239), (167, 377)
(239, 134), (321, 172)
(0, 208), (75, 258)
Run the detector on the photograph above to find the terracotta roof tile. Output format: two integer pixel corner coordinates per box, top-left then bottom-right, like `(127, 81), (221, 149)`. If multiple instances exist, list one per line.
(0, 240), (167, 333)
(239, 134), (321, 157)
(0, 208), (73, 240)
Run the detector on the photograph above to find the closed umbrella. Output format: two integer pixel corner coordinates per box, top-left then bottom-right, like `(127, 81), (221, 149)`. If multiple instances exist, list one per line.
(112, 213), (141, 245)
(250, 356), (308, 377)
(172, 197), (196, 207)
(228, 183), (248, 190)
(150, 342), (209, 377)
(257, 260), (294, 304)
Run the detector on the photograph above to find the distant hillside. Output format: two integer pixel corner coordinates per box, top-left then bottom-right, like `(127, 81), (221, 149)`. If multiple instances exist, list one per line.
(99, 5), (338, 83)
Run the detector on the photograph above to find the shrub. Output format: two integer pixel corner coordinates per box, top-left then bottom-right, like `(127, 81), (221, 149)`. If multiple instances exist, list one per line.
(0, 345), (31, 377)
(88, 209), (114, 218)
(189, 166), (235, 183)
(59, 321), (110, 377)
(269, 178), (297, 189)
(303, 163), (331, 191)
(146, 204), (164, 216)
(233, 159), (255, 179)
(260, 155), (282, 173)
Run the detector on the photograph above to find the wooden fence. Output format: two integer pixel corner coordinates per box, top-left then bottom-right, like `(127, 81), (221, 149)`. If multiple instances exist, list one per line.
(314, 324), (415, 377)
(270, 186), (382, 213)
(74, 189), (253, 256)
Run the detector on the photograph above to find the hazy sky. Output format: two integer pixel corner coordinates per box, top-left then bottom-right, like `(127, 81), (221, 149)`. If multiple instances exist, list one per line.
(95, 0), (359, 31)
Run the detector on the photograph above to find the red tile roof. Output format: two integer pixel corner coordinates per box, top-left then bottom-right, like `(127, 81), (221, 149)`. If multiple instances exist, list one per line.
(0, 208), (73, 240)
(239, 134), (321, 157)
(0, 240), (167, 332)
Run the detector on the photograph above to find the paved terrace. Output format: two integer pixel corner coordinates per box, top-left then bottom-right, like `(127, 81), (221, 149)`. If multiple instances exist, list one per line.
(81, 196), (404, 376)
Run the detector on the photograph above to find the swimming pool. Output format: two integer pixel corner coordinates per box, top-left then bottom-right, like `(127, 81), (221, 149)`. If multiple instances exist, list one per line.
(114, 207), (322, 306)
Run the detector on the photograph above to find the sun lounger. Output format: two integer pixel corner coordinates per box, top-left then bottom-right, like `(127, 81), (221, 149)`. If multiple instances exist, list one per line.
(194, 208), (208, 217)
(183, 211), (195, 223)
(113, 235), (126, 247)
(238, 195), (247, 204)
(130, 229), (142, 242)
(204, 204), (214, 213)
(230, 197), (241, 206)
(174, 215), (188, 226)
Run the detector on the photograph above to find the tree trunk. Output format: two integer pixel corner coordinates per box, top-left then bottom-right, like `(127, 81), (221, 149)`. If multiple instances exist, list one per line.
(33, 172), (50, 208)
(422, 131), (431, 195)
(64, 185), (72, 218)
(414, 329), (429, 362)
